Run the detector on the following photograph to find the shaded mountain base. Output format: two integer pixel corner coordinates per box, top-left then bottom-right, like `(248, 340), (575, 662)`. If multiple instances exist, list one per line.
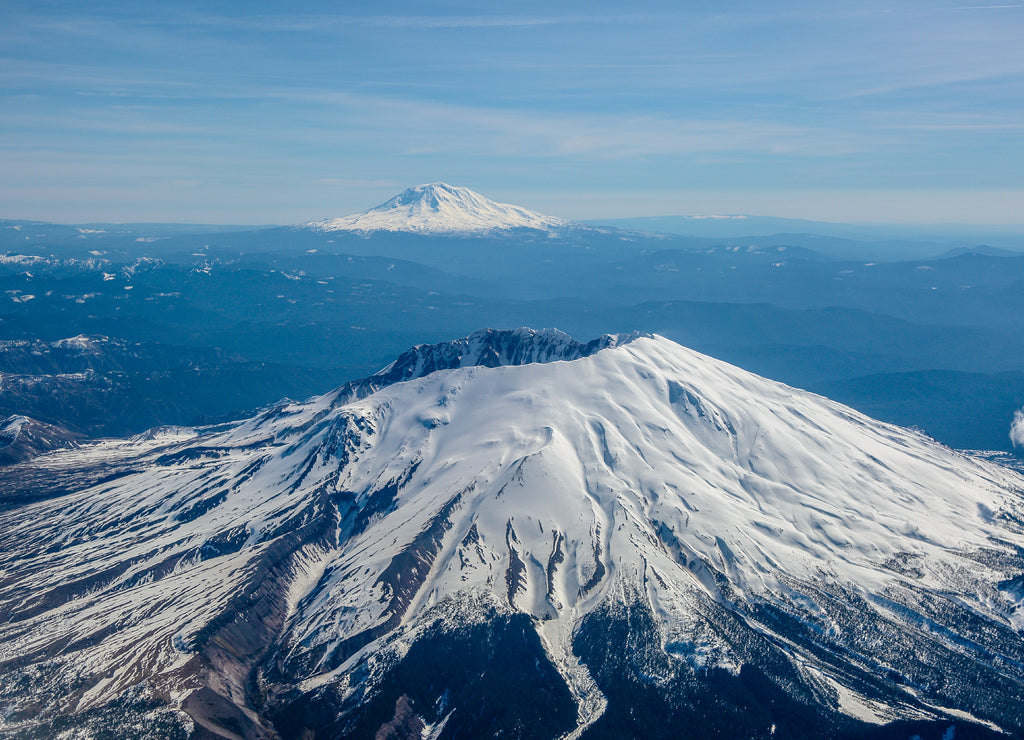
(0, 688), (191, 740)
(265, 592), (1020, 740)
(573, 597), (1013, 740)
(271, 614), (577, 740)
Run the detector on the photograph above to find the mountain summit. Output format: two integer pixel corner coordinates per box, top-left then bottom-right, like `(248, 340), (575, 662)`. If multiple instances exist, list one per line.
(2, 330), (1024, 739)
(305, 183), (569, 234)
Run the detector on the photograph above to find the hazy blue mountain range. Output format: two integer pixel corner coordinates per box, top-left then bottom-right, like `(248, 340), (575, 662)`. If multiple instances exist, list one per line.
(1, 185), (1022, 454)
(586, 215), (1024, 260)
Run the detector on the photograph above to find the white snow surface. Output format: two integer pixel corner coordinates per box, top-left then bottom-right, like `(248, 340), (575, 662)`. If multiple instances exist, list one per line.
(2, 334), (1024, 729)
(304, 182), (569, 234)
(0, 415), (30, 436)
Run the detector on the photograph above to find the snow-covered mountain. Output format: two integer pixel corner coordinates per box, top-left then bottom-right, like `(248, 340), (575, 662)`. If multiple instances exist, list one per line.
(1, 330), (1023, 739)
(0, 414), (81, 465)
(304, 183), (570, 235)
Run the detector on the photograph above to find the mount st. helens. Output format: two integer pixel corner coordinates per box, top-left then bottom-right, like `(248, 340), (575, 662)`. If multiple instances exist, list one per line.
(1, 329), (1023, 739)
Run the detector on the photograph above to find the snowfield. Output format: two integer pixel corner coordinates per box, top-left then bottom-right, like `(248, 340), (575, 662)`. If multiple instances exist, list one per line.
(305, 183), (570, 235)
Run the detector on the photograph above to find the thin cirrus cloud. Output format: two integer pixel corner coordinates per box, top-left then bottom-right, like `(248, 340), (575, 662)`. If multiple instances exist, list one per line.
(5, 10), (644, 46)
(2, 64), (875, 162)
(242, 89), (869, 158)
(188, 13), (627, 31)
(0, 1), (1022, 222)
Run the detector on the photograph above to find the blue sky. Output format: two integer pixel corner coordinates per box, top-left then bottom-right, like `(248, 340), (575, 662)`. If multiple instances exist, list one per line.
(2, 0), (1023, 224)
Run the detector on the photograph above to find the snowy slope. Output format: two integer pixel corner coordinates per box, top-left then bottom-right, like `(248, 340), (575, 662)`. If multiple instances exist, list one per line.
(0, 414), (81, 464)
(305, 183), (569, 234)
(1, 331), (1023, 738)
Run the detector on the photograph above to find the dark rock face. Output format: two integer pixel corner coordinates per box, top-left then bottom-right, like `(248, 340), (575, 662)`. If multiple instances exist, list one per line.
(326, 327), (643, 409)
(271, 614), (577, 740)
(572, 596), (1013, 740)
(373, 327), (637, 384)
(573, 598), (835, 739)
(373, 695), (425, 740)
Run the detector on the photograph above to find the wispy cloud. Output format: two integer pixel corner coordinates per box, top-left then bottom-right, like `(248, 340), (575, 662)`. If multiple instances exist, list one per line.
(11, 11), (649, 36)
(199, 13), (631, 31)
(2, 1), (1023, 222)
(313, 177), (405, 189)
(1, 72), (876, 161)
(1010, 407), (1024, 447)
(236, 85), (877, 159)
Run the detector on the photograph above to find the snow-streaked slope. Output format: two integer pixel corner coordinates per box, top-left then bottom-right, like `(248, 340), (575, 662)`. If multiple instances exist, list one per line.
(2, 331), (1024, 738)
(0, 414), (81, 464)
(305, 183), (569, 234)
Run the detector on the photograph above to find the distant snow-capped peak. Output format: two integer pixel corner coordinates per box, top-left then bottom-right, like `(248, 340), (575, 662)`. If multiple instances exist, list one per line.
(305, 182), (570, 235)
